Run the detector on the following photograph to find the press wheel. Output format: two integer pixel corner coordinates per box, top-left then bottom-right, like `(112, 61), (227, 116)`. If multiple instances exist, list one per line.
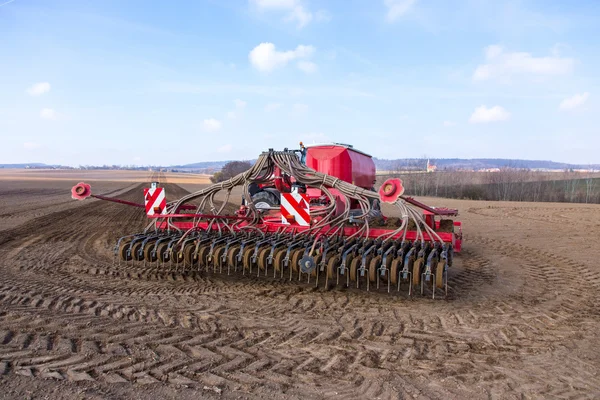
(183, 243), (197, 266)
(273, 248), (287, 273)
(144, 242), (158, 262)
(197, 244), (210, 267)
(369, 255), (381, 282)
(213, 245), (226, 268)
(390, 257), (402, 285)
(242, 247), (254, 270)
(119, 241), (133, 261)
(349, 257), (361, 282)
(156, 242), (170, 263)
(257, 247), (271, 270)
(412, 258), (424, 285)
(290, 249), (303, 273)
(226, 245), (240, 268)
(436, 260), (446, 289)
(327, 255), (340, 279)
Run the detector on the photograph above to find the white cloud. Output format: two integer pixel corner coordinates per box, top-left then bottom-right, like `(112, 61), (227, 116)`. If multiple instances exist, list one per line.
(297, 61), (317, 73)
(265, 102), (282, 112)
(443, 121), (456, 127)
(234, 99), (247, 109)
(27, 82), (51, 96)
(249, 42), (315, 72)
(23, 142), (41, 150)
(252, 0), (296, 9)
(251, 0), (327, 29)
(203, 118), (222, 132)
(217, 144), (233, 153)
(469, 105), (510, 124)
(285, 6), (312, 28)
(384, 0), (417, 22)
(559, 92), (589, 111)
(473, 45), (575, 82)
(40, 108), (56, 120)
(292, 103), (309, 115)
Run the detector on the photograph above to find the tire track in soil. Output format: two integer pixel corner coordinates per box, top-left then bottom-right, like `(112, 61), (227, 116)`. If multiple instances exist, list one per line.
(1, 182), (600, 398)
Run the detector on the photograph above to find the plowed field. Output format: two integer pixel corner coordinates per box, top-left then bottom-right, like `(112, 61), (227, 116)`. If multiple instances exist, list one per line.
(1, 175), (599, 399)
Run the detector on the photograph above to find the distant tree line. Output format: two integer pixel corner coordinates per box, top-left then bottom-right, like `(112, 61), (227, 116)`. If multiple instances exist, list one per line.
(379, 169), (600, 204)
(210, 161), (253, 183)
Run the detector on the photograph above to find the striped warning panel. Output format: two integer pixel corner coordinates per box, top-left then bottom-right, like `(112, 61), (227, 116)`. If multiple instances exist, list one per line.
(280, 191), (310, 226)
(143, 187), (167, 216)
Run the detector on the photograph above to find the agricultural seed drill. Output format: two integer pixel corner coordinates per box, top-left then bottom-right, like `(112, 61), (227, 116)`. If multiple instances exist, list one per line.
(71, 143), (462, 298)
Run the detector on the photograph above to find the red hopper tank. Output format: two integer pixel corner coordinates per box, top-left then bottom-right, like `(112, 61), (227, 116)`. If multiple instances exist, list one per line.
(305, 143), (376, 189)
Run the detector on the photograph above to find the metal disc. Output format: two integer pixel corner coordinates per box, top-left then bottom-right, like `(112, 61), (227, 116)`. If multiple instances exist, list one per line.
(290, 249), (303, 273)
(273, 248), (286, 272)
(326, 255), (340, 279)
(242, 247), (254, 269)
(390, 257), (401, 285)
(226, 245), (240, 268)
(349, 257), (361, 282)
(412, 258), (423, 286)
(119, 240), (133, 261)
(156, 242), (170, 263)
(257, 247), (270, 270)
(299, 255), (316, 274)
(369, 255), (381, 282)
(183, 243), (196, 266)
(436, 260), (446, 289)
(144, 241), (158, 262)
(197, 245), (210, 267)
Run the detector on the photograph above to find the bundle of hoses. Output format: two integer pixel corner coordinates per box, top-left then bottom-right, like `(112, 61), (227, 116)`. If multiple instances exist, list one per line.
(146, 150), (444, 246)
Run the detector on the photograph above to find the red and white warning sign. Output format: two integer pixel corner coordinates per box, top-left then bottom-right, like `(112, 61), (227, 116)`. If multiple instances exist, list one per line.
(280, 191), (310, 226)
(143, 187), (167, 216)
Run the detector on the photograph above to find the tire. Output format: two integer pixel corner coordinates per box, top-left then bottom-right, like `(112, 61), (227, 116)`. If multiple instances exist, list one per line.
(251, 191), (279, 210)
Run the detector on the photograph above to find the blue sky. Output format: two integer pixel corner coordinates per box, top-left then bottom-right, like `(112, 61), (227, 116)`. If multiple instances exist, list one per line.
(1, 0), (598, 166)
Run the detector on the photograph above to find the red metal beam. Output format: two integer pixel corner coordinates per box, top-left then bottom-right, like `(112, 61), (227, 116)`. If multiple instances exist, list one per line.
(400, 196), (458, 216)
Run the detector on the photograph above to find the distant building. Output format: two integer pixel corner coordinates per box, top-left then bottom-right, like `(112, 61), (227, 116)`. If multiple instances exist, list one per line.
(426, 159), (437, 173)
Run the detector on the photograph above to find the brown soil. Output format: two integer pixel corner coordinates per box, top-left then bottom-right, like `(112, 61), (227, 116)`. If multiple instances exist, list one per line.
(1, 179), (600, 399)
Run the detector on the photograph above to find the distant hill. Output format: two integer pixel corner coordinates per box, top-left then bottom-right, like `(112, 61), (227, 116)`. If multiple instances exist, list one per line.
(172, 158), (599, 172)
(373, 158), (600, 171)
(0, 163), (51, 168)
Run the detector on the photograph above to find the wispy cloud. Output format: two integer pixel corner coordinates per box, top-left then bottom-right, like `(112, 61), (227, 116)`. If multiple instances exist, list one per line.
(0, 0), (17, 7)
(249, 42), (315, 72)
(203, 118), (222, 132)
(265, 102), (282, 112)
(23, 142), (41, 149)
(250, 0), (328, 29)
(384, 0), (417, 22)
(40, 108), (56, 120)
(469, 105), (510, 123)
(559, 92), (590, 111)
(27, 82), (51, 96)
(473, 45), (575, 82)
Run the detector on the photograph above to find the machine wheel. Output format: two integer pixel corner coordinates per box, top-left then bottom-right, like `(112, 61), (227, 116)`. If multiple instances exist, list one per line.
(257, 247), (270, 270)
(213, 246), (226, 269)
(327, 255), (340, 279)
(436, 260), (446, 289)
(156, 242), (170, 263)
(226, 245), (240, 268)
(119, 241), (133, 261)
(412, 258), (424, 286)
(242, 247), (254, 270)
(390, 257), (402, 285)
(251, 191), (279, 210)
(144, 242), (158, 262)
(273, 248), (287, 273)
(290, 249), (303, 273)
(349, 257), (361, 282)
(197, 245), (210, 267)
(183, 243), (197, 266)
(130, 241), (144, 261)
(369, 255), (381, 282)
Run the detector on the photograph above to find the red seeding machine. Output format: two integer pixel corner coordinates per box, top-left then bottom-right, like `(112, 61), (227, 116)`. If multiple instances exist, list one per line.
(72, 143), (462, 298)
